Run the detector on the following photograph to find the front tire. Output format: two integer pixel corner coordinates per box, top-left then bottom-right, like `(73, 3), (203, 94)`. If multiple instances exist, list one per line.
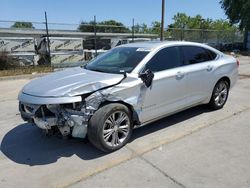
(209, 80), (229, 110)
(88, 103), (132, 152)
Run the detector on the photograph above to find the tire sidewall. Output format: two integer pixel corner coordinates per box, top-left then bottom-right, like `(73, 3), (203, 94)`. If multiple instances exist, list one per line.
(210, 80), (229, 109)
(89, 103), (133, 152)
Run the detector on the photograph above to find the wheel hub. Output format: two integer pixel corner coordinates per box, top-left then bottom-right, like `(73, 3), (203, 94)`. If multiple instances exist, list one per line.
(113, 125), (118, 132)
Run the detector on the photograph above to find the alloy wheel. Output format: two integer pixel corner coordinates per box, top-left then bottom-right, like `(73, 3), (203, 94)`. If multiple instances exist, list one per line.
(214, 81), (228, 107)
(103, 111), (130, 147)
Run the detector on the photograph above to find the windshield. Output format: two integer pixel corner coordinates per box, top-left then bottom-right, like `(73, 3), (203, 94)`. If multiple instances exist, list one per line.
(85, 47), (150, 74)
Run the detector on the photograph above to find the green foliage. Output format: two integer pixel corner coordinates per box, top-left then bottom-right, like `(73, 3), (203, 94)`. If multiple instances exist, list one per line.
(150, 21), (161, 34)
(133, 23), (149, 33)
(0, 51), (19, 70)
(77, 21), (95, 32)
(165, 13), (240, 42)
(76, 14), (240, 43)
(169, 13), (235, 31)
(169, 13), (190, 28)
(220, 0), (250, 30)
(11, 22), (34, 29)
(211, 19), (237, 31)
(78, 20), (130, 33)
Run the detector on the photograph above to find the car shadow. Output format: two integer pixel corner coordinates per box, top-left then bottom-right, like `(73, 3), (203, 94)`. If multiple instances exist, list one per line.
(131, 105), (211, 142)
(0, 124), (105, 166)
(0, 105), (211, 166)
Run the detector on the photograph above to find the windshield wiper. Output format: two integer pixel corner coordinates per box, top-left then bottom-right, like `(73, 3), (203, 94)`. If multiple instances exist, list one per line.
(88, 68), (106, 73)
(82, 64), (104, 73)
(81, 63), (88, 69)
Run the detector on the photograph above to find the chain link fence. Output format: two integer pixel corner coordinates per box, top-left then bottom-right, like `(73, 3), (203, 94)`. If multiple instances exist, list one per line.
(164, 28), (244, 51)
(0, 20), (245, 69)
(0, 20), (244, 46)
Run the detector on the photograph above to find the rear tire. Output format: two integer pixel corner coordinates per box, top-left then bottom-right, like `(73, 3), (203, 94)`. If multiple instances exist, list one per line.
(209, 79), (229, 110)
(88, 103), (132, 152)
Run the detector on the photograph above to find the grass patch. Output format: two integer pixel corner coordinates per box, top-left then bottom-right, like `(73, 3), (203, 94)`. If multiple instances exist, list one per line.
(0, 51), (54, 77)
(0, 66), (54, 77)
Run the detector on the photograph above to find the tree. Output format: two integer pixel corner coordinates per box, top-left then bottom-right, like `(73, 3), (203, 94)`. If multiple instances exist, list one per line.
(77, 21), (96, 32)
(133, 23), (149, 33)
(78, 20), (130, 33)
(166, 13), (239, 42)
(141, 23), (149, 33)
(99, 20), (130, 33)
(169, 13), (213, 30)
(220, 0), (250, 30)
(211, 19), (237, 31)
(151, 21), (161, 34)
(169, 13), (189, 29)
(11, 22), (34, 29)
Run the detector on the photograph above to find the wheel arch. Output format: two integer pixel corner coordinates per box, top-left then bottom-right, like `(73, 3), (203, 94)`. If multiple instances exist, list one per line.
(216, 76), (231, 89)
(205, 76), (231, 104)
(99, 100), (140, 126)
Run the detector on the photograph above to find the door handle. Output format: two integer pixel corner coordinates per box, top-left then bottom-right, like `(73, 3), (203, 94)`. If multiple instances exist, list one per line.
(176, 72), (184, 80)
(207, 65), (213, 72)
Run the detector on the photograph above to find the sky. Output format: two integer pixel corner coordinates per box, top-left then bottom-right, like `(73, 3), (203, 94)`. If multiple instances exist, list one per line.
(0, 0), (227, 29)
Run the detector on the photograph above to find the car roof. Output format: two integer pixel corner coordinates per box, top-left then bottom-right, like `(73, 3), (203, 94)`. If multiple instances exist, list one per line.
(119, 41), (216, 51)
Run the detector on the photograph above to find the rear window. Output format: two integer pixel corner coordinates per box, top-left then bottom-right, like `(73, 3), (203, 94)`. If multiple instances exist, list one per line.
(181, 46), (214, 65)
(206, 49), (218, 60)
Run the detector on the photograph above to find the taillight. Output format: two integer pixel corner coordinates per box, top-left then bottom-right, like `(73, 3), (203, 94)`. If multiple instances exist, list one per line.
(237, 60), (240, 67)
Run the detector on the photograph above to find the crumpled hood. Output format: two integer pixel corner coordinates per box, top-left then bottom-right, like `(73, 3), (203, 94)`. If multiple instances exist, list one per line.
(22, 67), (124, 97)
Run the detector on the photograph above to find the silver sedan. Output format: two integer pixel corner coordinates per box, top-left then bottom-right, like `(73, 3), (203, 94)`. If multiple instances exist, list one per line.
(18, 41), (238, 152)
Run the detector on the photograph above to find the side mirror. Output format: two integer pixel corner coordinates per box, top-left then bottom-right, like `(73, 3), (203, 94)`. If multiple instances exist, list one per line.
(139, 69), (154, 88)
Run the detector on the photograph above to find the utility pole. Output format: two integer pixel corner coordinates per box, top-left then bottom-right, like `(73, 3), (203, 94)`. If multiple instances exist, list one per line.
(160, 0), (165, 41)
(94, 15), (97, 57)
(45, 11), (51, 64)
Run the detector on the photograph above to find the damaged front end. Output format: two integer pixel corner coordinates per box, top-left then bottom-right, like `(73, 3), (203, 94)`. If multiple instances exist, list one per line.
(18, 71), (147, 139)
(19, 101), (91, 138)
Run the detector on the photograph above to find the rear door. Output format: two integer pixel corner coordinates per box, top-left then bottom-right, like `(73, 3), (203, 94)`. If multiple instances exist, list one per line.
(179, 46), (218, 105)
(141, 46), (188, 123)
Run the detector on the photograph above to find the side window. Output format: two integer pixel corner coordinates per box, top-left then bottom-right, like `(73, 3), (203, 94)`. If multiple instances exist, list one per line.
(206, 49), (218, 60)
(145, 47), (182, 72)
(181, 46), (212, 65)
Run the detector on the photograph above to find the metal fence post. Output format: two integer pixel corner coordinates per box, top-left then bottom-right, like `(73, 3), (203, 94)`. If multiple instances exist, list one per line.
(232, 31), (235, 51)
(45, 11), (51, 65)
(94, 15), (97, 57)
(243, 29), (248, 50)
(132, 18), (135, 43)
(181, 28), (184, 41)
